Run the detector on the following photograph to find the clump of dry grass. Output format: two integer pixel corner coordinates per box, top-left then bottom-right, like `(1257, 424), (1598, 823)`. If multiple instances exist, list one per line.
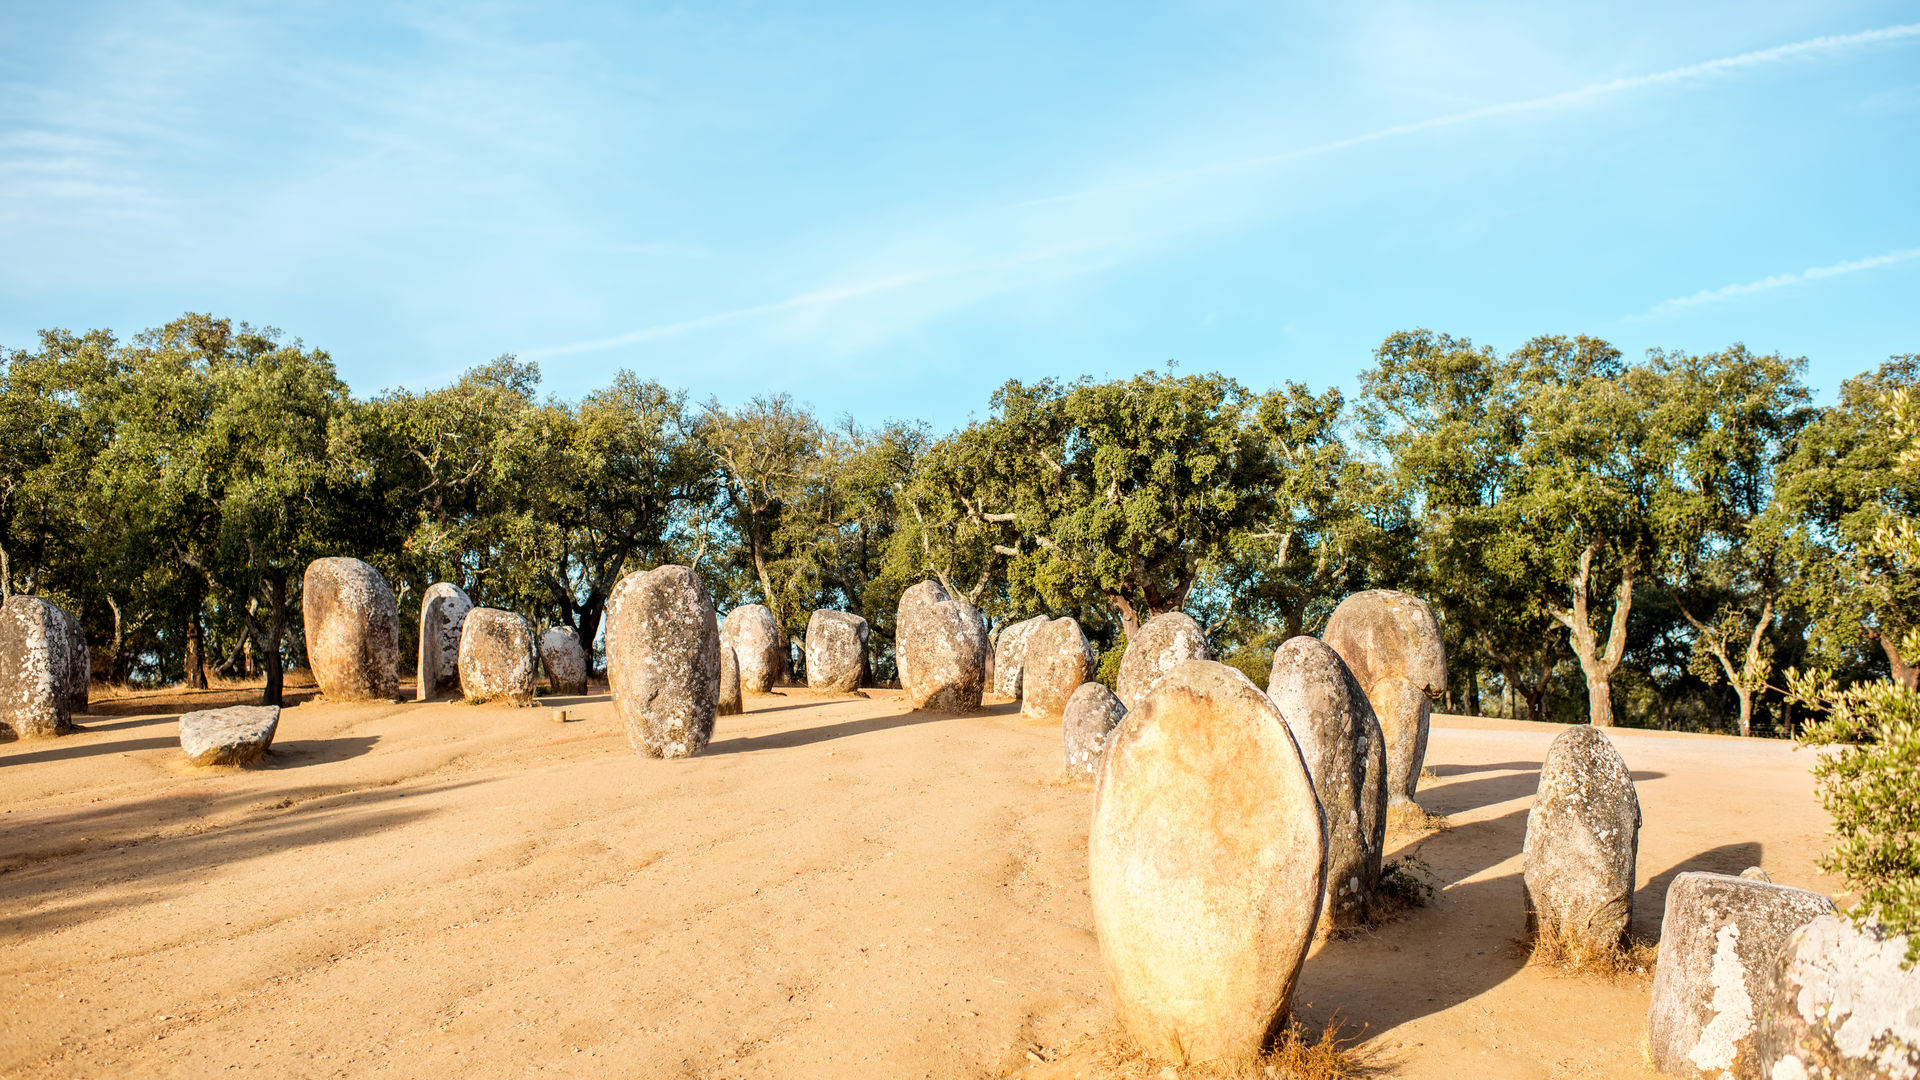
(1385, 801), (1449, 836)
(1525, 923), (1658, 983)
(1075, 1019), (1382, 1079)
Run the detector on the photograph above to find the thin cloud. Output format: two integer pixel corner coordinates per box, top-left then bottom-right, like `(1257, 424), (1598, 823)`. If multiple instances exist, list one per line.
(1017, 22), (1920, 208)
(1647, 247), (1920, 314)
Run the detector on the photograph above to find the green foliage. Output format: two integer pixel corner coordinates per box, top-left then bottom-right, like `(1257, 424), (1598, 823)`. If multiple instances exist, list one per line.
(1094, 639), (1126, 691)
(1218, 644), (1273, 691)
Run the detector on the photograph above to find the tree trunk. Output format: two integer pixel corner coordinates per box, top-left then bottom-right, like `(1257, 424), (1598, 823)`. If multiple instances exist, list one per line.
(184, 609), (208, 689)
(748, 511), (777, 622)
(1586, 674), (1615, 728)
(1109, 593), (1141, 642)
(1466, 666), (1480, 717)
(261, 573), (286, 707)
(1871, 627), (1919, 691)
(105, 593), (124, 683)
(1549, 543), (1632, 728)
(1735, 685), (1753, 738)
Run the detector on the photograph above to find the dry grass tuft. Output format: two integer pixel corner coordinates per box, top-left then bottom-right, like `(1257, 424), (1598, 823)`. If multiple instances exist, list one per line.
(1074, 1019), (1382, 1079)
(1385, 801), (1450, 836)
(1525, 923), (1659, 983)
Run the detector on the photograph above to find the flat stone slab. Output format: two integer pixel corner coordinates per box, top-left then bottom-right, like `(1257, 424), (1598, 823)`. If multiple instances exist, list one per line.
(180, 705), (280, 766)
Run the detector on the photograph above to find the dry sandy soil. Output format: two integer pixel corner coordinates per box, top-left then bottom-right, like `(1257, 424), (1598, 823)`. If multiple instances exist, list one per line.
(1, 679), (1839, 1079)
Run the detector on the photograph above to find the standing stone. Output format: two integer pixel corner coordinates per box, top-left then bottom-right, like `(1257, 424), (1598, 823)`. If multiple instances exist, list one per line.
(805, 610), (868, 694)
(1758, 915), (1920, 1080)
(1267, 636), (1388, 929)
(1062, 681), (1126, 779)
(606, 565), (722, 758)
(457, 608), (536, 704)
(415, 583), (472, 702)
(1021, 617), (1096, 719)
(1648, 872), (1837, 1079)
(991, 615), (1047, 699)
(1114, 612), (1209, 712)
(303, 557), (399, 702)
(53, 605), (88, 714)
(1522, 724), (1641, 952)
(179, 705), (280, 766)
(895, 581), (988, 713)
(722, 604), (783, 695)
(1090, 660), (1326, 1065)
(1321, 589), (1447, 806)
(717, 645), (743, 716)
(538, 626), (588, 695)
(0, 595), (72, 739)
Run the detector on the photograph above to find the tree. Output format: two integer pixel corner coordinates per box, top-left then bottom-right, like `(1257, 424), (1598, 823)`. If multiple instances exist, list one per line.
(703, 394), (822, 633)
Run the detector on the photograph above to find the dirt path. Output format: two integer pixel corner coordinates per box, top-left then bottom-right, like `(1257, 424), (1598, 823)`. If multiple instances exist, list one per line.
(0, 688), (1837, 1078)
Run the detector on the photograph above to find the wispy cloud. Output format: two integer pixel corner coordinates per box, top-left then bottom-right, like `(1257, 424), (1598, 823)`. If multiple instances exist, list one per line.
(1018, 22), (1920, 208)
(1647, 247), (1920, 314)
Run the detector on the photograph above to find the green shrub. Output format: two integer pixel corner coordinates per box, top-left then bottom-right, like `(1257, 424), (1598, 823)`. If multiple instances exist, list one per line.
(1791, 665), (1920, 963)
(1219, 645), (1273, 691)
(1094, 637), (1126, 690)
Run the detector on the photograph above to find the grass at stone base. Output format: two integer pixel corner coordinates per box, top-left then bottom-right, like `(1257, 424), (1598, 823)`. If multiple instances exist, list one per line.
(1524, 922), (1658, 984)
(1385, 801), (1450, 837)
(1057, 1019), (1385, 1079)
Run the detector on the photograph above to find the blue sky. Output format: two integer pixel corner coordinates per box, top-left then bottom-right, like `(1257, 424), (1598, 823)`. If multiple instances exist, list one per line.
(2, 2), (1916, 430)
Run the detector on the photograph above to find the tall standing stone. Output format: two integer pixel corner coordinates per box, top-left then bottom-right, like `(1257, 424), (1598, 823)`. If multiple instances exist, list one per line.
(416, 582), (472, 701)
(1321, 589), (1446, 805)
(54, 605), (88, 714)
(805, 610), (868, 694)
(1061, 681), (1126, 779)
(895, 581), (987, 713)
(538, 626), (588, 695)
(457, 608), (536, 704)
(1647, 872), (1836, 1079)
(991, 615), (1047, 699)
(606, 565), (722, 758)
(723, 604), (783, 695)
(0, 595), (72, 739)
(1021, 617), (1095, 719)
(1758, 915), (1920, 1080)
(1090, 660), (1326, 1065)
(1268, 636), (1388, 929)
(1522, 724), (1640, 952)
(303, 557), (399, 702)
(717, 645), (743, 716)
(1114, 611), (1209, 712)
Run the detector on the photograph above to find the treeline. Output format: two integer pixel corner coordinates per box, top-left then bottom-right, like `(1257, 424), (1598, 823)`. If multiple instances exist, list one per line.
(2, 314), (1913, 735)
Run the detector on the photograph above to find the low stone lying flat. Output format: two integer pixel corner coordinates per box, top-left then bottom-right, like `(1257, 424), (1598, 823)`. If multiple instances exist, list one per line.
(1061, 681), (1126, 779)
(180, 705), (281, 766)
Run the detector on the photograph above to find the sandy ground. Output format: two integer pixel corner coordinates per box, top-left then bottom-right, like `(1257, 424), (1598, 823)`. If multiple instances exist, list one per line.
(0, 681), (1840, 1079)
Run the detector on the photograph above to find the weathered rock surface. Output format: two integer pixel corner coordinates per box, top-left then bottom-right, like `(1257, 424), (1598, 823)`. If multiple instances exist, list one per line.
(1021, 617), (1095, 719)
(717, 646), (743, 716)
(1758, 915), (1920, 1080)
(1061, 681), (1126, 779)
(179, 705), (280, 766)
(0, 595), (72, 739)
(1114, 612), (1209, 712)
(415, 582), (471, 701)
(896, 581), (987, 713)
(991, 615), (1047, 699)
(805, 610), (868, 694)
(1090, 660), (1326, 1065)
(54, 605), (88, 714)
(303, 557), (399, 701)
(1648, 871), (1837, 1079)
(606, 565), (722, 758)
(1522, 724), (1641, 952)
(1268, 636), (1387, 929)
(457, 608), (536, 704)
(538, 626), (588, 695)
(723, 604), (783, 695)
(1321, 589), (1447, 805)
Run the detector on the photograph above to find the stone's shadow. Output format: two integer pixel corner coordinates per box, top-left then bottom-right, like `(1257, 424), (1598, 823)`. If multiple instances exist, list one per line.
(1631, 841), (1765, 942)
(1425, 760), (1538, 778)
(1419, 769), (1668, 816)
(260, 736), (380, 769)
(532, 693), (609, 708)
(1, 735), (183, 767)
(705, 709), (954, 755)
(1, 720), (381, 770)
(1388, 805), (1531, 899)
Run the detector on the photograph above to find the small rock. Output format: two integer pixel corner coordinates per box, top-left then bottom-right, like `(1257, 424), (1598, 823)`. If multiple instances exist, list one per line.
(1522, 724), (1640, 953)
(550, 709), (568, 724)
(180, 705), (280, 766)
(1740, 866), (1772, 883)
(1647, 871), (1836, 1079)
(1021, 617), (1095, 719)
(1757, 915), (1920, 1080)
(1113, 612), (1208, 712)
(1061, 682), (1126, 779)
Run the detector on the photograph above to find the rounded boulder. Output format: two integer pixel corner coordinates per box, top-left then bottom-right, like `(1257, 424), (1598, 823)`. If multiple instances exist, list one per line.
(1021, 617), (1095, 719)
(717, 645), (743, 716)
(1268, 636), (1387, 929)
(1321, 589), (1446, 805)
(0, 595), (74, 739)
(606, 565), (722, 758)
(896, 581), (987, 713)
(302, 557), (399, 701)
(416, 583), (472, 701)
(1061, 681), (1126, 779)
(722, 604), (783, 694)
(538, 626), (588, 695)
(1522, 724), (1640, 953)
(1090, 660), (1326, 1065)
(1758, 915), (1920, 1080)
(805, 610), (868, 694)
(991, 615), (1047, 699)
(1114, 611), (1208, 712)
(458, 608), (537, 704)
